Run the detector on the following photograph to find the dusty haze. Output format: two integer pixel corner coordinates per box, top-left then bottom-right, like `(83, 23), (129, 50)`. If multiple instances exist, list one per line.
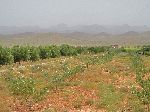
(0, 0), (150, 27)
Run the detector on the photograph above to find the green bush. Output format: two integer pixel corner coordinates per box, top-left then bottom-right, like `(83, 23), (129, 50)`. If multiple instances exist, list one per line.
(142, 45), (150, 52)
(12, 46), (30, 62)
(49, 45), (61, 58)
(60, 44), (77, 56)
(0, 47), (14, 65)
(39, 46), (51, 59)
(88, 46), (106, 54)
(76, 46), (87, 54)
(0, 44), (121, 65)
(119, 47), (126, 52)
(29, 46), (40, 61)
(139, 45), (150, 56)
(144, 51), (150, 56)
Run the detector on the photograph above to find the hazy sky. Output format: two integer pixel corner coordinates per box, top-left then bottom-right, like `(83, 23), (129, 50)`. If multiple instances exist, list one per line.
(0, 0), (150, 27)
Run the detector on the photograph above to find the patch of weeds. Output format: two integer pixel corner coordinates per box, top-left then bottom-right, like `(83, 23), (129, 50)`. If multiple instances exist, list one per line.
(61, 62), (70, 71)
(18, 69), (25, 74)
(130, 54), (150, 111)
(73, 100), (82, 109)
(5, 75), (49, 107)
(73, 95), (84, 109)
(66, 81), (80, 86)
(31, 65), (42, 73)
(119, 86), (129, 93)
(85, 99), (95, 106)
(42, 107), (57, 112)
(97, 82), (124, 112)
(123, 95), (145, 112)
(49, 65), (85, 91)
(107, 65), (119, 75)
(123, 71), (130, 76)
(42, 71), (51, 83)
(129, 100), (145, 112)
(8, 77), (36, 96)
(81, 81), (97, 89)
(62, 89), (74, 101)
(0, 77), (11, 112)
(33, 87), (49, 102)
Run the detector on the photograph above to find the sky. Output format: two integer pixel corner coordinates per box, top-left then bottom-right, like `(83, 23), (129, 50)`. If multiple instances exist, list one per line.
(0, 0), (150, 28)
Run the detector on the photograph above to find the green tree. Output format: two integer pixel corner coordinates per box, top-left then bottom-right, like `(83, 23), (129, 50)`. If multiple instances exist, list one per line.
(29, 46), (40, 61)
(49, 45), (61, 58)
(0, 47), (14, 65)
(60, 44), (77, 56)
(12, 46), (30, 62)
(39, 46), (51, 59)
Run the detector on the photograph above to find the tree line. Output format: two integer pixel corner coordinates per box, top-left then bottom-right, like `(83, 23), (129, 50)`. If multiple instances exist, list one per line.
(1, 44), (150, 65)
(0, 44), (108, 65)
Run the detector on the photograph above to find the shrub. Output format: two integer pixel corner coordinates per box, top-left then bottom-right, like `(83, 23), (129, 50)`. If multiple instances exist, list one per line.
(49, 45), (61, 58)
(144, 52), (150, 56)
(29, 46), (40, 61)
(142, 45), (150, 52)
(119, 47), (126, 52)
(140, 45), (150, 56)
(39, 46), (51, 59)
(0, 47), (14, 65)
(12, 46), (30, 62)
(76, 46), (87, 54)
(60, 44), (77, 56)
(88, 46), (106, 54)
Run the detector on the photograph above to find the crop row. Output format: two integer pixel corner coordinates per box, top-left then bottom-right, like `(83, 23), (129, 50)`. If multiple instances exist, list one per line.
(2, 62), (85, 110)
(0, 45), (109, 65)
(130, 53), (150, 110)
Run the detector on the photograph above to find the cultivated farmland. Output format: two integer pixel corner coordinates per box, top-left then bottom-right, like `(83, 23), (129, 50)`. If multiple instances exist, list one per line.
(0, 45), (150, 112)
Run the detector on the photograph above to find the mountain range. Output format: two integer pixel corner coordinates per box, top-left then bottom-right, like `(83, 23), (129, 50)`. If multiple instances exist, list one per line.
(0, 24), (150, 46)
(0, 24), (150, 35)
(0, 31), (150, 46)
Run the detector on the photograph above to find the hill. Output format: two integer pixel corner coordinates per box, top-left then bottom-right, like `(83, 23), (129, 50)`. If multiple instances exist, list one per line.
(0, 32), (97, 46)
(1, 31), (150, 46)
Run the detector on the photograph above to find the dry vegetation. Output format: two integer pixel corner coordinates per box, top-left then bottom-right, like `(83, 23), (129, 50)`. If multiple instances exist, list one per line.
(1, 31), (150, 47)
(0, 47), (150, 112)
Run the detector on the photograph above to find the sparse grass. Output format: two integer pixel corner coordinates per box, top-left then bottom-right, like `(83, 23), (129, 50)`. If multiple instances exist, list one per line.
(127, 95), (145, 112)
(72, 96), (84, 109)
(81, 81), (98, 89)
(96, 82), (124, 111)
(85, 99), (95, 106)
(0, 49), (149, 111)
(130, 54), (150, 111)
(0, 77), (11, 112)
(42, 107), (57, 112)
